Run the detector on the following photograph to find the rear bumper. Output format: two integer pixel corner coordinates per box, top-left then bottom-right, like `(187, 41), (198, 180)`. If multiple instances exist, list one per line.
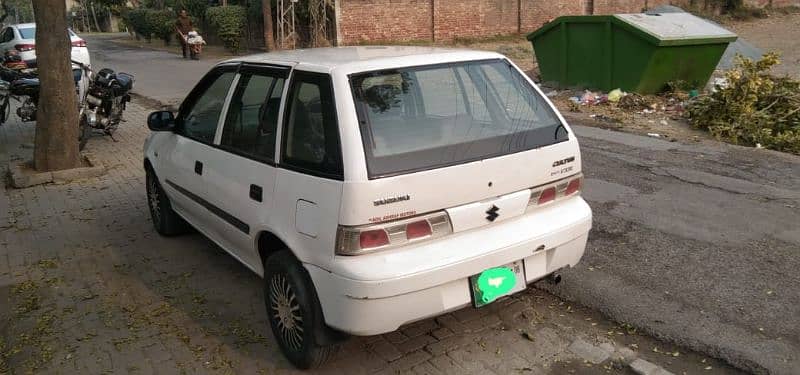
(306, 197), (592, 335)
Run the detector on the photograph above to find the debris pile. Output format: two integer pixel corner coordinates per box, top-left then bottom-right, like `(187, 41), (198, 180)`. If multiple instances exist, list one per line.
(686, 53), (800, 154)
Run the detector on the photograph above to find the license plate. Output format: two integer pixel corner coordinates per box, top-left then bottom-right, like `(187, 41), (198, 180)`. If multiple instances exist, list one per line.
(469, 260), (526, 308)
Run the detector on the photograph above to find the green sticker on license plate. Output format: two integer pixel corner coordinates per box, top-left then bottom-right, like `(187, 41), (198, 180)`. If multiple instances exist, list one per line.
(473, 267), (516, 306)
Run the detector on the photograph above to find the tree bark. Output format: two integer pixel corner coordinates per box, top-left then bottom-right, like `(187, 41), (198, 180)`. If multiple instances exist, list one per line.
(31, 0), (81, 172)
(90, 3), (101, 32)
(263, 0), (276, 51)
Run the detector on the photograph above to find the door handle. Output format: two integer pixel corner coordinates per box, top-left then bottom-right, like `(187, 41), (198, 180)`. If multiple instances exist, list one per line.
(194, 161), (203, 175)
(249, 184), (263, 202)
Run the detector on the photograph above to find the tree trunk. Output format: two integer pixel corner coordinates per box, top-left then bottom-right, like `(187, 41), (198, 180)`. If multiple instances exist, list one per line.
(263, 0), (276, 51)
(31, 0), (81, 172)
(90, 3), (101, 32)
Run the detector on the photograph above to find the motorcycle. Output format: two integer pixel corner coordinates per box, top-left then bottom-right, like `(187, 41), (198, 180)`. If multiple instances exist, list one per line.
(0, 52), (41, 125)
(0, 56), (133, 151)
(76, 62), (134, 150)
(0, 54), (88, 126)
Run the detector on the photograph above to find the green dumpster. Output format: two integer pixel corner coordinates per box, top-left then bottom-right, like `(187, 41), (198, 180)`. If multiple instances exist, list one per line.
(526, 13), (737, 94)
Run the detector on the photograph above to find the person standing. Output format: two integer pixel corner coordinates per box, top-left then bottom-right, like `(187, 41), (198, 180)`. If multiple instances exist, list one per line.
(175, 9), (194, 59)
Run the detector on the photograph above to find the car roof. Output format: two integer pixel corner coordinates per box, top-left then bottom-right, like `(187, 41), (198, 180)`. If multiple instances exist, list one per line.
(10, 23), (35, 29)
(226, 46), (506, 74)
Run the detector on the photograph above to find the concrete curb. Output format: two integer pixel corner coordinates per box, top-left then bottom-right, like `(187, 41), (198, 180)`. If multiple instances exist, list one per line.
(9, 153), (106, 189)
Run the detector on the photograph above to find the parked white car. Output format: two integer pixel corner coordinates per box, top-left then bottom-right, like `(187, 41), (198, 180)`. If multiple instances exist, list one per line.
(143, 46), (592, 368)
(0, 23), (90, 67)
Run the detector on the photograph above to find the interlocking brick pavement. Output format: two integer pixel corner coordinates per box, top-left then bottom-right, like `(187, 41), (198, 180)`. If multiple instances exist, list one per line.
(0, 100), (736, 374)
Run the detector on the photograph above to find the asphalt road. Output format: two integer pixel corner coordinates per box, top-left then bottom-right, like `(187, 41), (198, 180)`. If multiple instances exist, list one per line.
(84, 34), (800, 374)
(551, 127), (800, 375)
(86, 33), (220, 108)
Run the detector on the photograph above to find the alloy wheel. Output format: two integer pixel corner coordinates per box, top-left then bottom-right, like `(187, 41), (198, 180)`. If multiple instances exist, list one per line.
(147, 175), (162, 226)
(269, 273), (304, 350)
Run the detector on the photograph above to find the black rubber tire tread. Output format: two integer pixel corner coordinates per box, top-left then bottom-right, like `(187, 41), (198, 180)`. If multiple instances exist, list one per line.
(264, 250), (341, 369)
(145, 167), (190, 236)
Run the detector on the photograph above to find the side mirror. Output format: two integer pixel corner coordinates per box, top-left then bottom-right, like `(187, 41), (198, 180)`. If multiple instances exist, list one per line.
(147, 111), (175, 131)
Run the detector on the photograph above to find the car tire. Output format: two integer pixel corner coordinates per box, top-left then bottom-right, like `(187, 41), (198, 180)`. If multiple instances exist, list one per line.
(264, 250), (341, 369)
(145, 167), (190, 236)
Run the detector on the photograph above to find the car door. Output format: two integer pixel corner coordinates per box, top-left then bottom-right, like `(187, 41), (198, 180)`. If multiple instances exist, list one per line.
(202, 63), (290, 270)
(273, 71), (345, 267)
(157, 64), (238, 233)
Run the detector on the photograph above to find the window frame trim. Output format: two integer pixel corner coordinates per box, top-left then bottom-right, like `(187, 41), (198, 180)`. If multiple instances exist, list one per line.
(278, 70), (345, 181)
(212, 63), (291, 165)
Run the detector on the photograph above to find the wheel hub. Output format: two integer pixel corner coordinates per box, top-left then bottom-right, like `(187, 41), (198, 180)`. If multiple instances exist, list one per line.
(148, 177), (161, 223)
(270, 274), (304, 350)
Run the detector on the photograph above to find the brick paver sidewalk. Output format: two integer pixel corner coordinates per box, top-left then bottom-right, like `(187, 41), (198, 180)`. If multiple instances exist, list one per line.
(0, 100), (733, 374)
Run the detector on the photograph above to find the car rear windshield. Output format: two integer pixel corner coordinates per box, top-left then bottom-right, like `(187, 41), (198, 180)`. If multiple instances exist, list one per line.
(350, 59), (567, 178)
(18, 27), (35, 39)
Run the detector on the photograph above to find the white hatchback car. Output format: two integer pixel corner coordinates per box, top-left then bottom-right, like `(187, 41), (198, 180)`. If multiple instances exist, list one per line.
(143, 46), (592, 368)
(0, 23), (91, 67)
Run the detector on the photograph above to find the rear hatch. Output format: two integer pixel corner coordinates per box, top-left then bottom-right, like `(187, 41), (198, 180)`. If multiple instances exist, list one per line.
(337, 58), (582, 254)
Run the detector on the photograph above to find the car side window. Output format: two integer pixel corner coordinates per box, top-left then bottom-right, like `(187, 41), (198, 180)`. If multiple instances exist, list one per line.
(281, 71), (343, 179)
(1, 28), (13, 43)
(220, 70), (285, 162)
(176, 71), (236, 144)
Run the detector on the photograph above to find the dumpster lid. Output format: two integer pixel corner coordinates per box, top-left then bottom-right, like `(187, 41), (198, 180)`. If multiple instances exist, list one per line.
(614, 13), (737, 46)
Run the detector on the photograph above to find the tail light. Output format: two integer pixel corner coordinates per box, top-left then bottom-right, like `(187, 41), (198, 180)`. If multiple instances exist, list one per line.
(71, 40), (87, 47)
(537, 187), (557, 205)
(336, 212), (452, 256)
(14, 44), (35, 52)
(528, 174), (583, 210)
(565, 178), (581, 196)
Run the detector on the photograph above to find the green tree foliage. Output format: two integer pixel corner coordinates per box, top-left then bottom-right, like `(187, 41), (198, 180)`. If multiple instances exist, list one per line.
(125, 8), (175, 43)
(1, 0), (34, 23)
(687, 53), (800, 154)
(206, 5), (247, 53)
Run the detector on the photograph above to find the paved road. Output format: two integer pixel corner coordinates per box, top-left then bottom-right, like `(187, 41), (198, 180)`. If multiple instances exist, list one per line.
(556, 125), (800, 374)
(0, 100), (732, 374)
(14, 34), (798, 374)
(86, 33), (220, 108)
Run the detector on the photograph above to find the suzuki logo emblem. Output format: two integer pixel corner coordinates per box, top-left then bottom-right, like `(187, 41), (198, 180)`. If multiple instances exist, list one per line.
(485, 205), (500, 222)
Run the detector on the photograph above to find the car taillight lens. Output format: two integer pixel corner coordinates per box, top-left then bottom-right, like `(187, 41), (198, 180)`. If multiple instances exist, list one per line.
(15, 43), (35, 52)
(528, 174), (583, 209)
(359, 229), (389, 249)
(71, 40), (87, 47)
(406, 220), (432, 240)
(537, 187), (557, 205)
(565, 177), (582, 196)
(336, 212), (452, 255)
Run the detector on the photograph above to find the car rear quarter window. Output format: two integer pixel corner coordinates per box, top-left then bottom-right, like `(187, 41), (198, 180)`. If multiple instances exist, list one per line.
(2, 28), (14, 43)
(280, 71), (343, 180)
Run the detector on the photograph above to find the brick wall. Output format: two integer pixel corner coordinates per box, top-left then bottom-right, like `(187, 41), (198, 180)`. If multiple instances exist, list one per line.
(520, 0), (584, 31)
(745, 0), (800, 6)
(336, 0), (740, 45)
(337, 0), (433, 44)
